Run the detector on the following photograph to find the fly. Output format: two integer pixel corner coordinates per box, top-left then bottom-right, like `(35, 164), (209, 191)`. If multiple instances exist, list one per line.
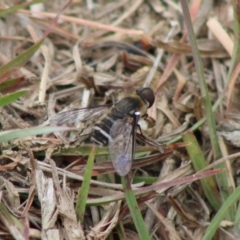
(49, 87), (160, 176)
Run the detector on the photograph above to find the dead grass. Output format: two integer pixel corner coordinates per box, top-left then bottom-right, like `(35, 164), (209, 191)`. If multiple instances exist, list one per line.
(0, 0), (239, 239)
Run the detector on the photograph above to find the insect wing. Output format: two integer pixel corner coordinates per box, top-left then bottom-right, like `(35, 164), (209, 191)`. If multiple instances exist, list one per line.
(49, 105), (109, 125)
(109, 119), (133, 176)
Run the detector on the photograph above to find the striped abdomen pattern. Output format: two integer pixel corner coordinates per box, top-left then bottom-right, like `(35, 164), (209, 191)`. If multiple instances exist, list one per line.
(90, 96), (145, 146)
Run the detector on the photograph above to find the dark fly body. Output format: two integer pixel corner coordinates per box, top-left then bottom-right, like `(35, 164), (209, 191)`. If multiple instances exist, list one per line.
(49, 87), (155, 176)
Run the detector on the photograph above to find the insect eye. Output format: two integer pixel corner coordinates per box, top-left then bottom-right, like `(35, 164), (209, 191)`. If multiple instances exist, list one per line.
(136, 87), (155, 108)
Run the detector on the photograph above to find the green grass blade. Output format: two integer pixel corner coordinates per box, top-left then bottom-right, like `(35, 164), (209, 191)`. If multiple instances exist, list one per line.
(0, 39), (44, 78)
(55, 145), (109, 156)
(180, 0), (234, 220)
(0, 79), (20, 92)
(0, 90), (28, 107)
(228, 0), (240, 75)
(121, 176), (151, 240)
(132, 176), (158, 185)
(76, 147), (96, 222)
(183, 132), (221, 210)
(54, 145), (155, 156)
(202, 186), (240, 240)
(0, 126), (70, 143)
(0, 202), (25, 239)
(179, 0), (221, 159)
(0, 0), (46, 17)
(234, 200), (240, 235)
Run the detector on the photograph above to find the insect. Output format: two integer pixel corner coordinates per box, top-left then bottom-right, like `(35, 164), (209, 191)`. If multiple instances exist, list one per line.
(49, 87), (158, 176)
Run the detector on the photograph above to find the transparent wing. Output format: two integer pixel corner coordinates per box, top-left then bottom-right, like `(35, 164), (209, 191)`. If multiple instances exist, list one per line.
(109, 119), (133, 176)
(49, 105), (110, 125)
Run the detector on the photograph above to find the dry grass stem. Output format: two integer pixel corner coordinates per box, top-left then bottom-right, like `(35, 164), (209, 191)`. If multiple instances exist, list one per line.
(0, 1), (239, 239)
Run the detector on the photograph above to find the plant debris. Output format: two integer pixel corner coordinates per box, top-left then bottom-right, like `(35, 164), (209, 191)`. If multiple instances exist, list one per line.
(0, 0), (239, 239)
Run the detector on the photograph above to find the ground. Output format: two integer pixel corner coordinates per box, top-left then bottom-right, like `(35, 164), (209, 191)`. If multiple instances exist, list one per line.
(0, 0), (239, 239)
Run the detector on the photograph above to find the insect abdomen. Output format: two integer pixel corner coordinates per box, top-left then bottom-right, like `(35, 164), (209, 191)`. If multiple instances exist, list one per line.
(90, 95), (146, 146)
(91, 113), (116, 145)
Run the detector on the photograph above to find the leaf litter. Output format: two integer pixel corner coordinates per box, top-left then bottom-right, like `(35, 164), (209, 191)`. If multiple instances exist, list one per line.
(0, 0), (238, 239)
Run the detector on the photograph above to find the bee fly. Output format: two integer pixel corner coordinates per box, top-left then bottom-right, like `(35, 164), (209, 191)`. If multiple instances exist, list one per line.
(49, 87), (160, 176)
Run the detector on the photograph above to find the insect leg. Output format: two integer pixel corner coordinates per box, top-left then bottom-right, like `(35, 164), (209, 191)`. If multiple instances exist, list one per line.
(131, 112), (141, 161)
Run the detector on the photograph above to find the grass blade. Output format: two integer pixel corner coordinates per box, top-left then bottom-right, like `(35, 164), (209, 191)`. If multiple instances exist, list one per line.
(0, 79), (20, 92)
(0, 202), (26, 240)
(202, 186), (240, 240)
(0, 39), (44, 81)
(0, 0), (46, 17)
(183, 131), (221, 210)
(76, 146), (96, 222)
(0, 126), (70, 143)
(179, 0), (233, 220)
(0, 90), (28, 107)
(121, 176), (151, 240)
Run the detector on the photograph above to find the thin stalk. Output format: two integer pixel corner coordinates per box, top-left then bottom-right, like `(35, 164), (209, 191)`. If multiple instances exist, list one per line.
(180, 0), (234, 220)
